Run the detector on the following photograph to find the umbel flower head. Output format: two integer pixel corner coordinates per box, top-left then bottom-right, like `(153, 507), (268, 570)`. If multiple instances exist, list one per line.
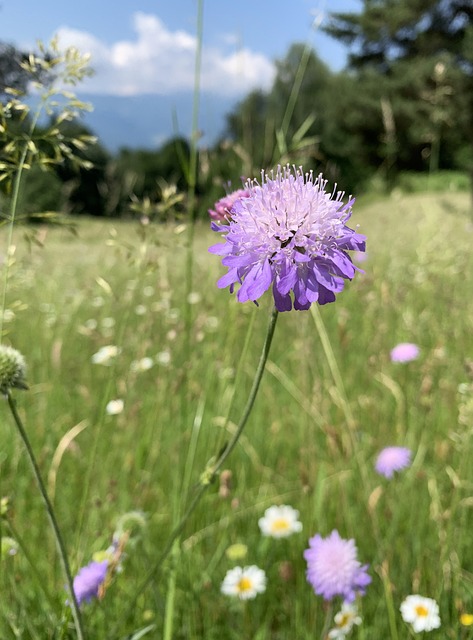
(209, 165), (365, 311)
(0, 345), (28, 394)
(304, 530), (371, 602)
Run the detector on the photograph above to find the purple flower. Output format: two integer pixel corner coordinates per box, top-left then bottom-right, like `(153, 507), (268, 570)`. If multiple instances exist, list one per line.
(208, 189), (250, 222)
(209, 165), (365, 312)
(375, 446), (411, 478)
(390, 343), (420, 363)
(73, 560), (108, 606)
(304, 530), (371, 602)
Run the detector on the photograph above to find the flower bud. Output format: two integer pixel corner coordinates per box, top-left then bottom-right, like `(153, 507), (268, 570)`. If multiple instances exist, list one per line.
(0, 345), (28, 394)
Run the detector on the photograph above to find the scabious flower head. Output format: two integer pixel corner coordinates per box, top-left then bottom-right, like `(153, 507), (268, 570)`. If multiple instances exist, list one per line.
(73, 560), (108, 606)
(400, 595), (441, 633)
(328, 602), (362, 638)
(258, 504), (303, 538)
(208, 189), (250, 222)
(209, 165), (365, 312)
(0, 345), (27, 394)
(390, 342), (420, 363)
(375, 446), (411, 478)
(304, 530), (371, 602)
(220, 565), (266, 600)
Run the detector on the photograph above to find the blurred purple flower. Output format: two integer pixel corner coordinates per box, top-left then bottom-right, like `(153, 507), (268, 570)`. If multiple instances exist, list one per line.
(390, 343), (420, 363)
(209, 165), (365, 312)
(208, 189), (250, 222)
(73, 560), (108, 606)
(375, 446), (411, 478)
(304, 530), (371, 602)
(353, 250), (368, 263)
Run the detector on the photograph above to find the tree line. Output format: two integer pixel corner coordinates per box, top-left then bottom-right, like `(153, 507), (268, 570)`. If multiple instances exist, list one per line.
(1, 0), (472, 221)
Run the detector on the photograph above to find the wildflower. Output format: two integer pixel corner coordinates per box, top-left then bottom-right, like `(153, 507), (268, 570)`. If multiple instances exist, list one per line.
(130, 357), (154, 372)
(390, 343), (420, 363)
(156, 350), (171, 366)
(187, 292), (202, 305)
(209, 165), (365, 312)
(225, 543), (248, 561)
(304, 530), (371, 602)
(375, 446), (411, 478)
(221, 565), (266, 600)
(400, 595), (441, 633)
(258, 504), (303, 538)
(328, 602), (362, 638)
(73, 560), (108, 606)
(461, 613), (473, 626)
(208, 188), (250, 222)
(106, 399), (124, 415)
(0, 345), (28, 394)
(91, 345), (120, 365)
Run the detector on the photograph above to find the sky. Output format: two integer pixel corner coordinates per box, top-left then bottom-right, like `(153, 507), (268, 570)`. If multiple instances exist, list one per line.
(0, 0), (360, 98)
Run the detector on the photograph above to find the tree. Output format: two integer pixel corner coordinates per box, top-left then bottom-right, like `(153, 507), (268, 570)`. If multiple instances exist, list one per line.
(0, 41), (50, 101)
(324, 0), (473, 192)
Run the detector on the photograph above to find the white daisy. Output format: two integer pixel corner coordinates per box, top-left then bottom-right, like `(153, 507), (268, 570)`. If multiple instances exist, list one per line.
(328, 603), (362, 638)
(220, 565), (266, 600)
(400, 595), (441, 633)
(258, 505), (303, 538)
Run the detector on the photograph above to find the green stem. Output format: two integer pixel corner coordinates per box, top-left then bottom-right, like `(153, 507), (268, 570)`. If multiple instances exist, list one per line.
(6, 392), (85, 640)
(319, 602), (334, 640)
(131, 306), (279, 602)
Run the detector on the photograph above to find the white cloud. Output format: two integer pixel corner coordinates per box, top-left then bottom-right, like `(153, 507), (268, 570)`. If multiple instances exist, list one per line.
(55, 12), (275, 97)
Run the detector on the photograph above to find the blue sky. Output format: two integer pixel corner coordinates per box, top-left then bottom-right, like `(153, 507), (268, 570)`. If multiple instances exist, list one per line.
(1, 0), (360, 97)
(1, 0), (361, 148)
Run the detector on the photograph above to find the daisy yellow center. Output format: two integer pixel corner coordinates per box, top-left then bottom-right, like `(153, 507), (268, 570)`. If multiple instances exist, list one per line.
(270, 518), (290, 532)
(237, 577), (253, 592)
(338, 613), (351, 627)
(415, 605), (429, 617)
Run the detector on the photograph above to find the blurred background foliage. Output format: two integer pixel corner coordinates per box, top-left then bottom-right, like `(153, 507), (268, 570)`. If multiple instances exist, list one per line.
(1, 0), (472, 221)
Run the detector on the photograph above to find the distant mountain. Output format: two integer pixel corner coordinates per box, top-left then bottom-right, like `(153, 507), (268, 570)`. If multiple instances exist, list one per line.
(75, 92), (239, 152)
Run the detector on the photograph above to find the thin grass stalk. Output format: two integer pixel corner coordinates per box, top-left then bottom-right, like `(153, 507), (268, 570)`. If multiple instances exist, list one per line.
(180, 0), (204, 424)
(6, 391), (85, 640)
(162, 4), (204, 636)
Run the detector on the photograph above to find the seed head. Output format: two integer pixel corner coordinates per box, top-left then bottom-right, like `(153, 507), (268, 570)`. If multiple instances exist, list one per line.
(0, 345), (28, 394)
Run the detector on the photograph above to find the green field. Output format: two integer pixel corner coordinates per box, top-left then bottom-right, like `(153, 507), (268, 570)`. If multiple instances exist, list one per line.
(1, 190), (473, 639)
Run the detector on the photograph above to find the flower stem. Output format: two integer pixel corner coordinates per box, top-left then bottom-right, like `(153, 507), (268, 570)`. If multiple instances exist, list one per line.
(320, 602), (334, 640)
(131, 306), (279, 602)
(6, 391), (85, 640)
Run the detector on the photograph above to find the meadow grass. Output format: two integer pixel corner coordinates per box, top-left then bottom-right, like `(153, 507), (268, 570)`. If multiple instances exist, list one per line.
(1, 190), (473, 639)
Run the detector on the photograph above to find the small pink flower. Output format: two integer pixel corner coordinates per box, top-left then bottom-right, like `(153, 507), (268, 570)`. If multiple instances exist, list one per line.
(208, 189), (250, 222)
(390, 343), (420, 363)
(375, 447), (411, 478)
